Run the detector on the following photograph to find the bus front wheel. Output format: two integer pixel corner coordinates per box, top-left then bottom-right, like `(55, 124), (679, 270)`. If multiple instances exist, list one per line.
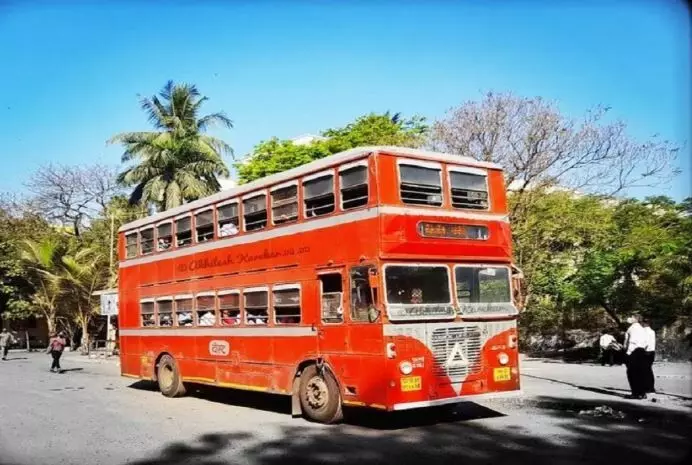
(299, 365), (343, 424)
(156, 354), (186, 398)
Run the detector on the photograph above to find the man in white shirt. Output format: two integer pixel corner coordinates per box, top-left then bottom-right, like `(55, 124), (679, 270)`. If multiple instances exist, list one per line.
(599, 329), (616, 366)
(623, 314), (649, 399)
(642, 318), (656, 393)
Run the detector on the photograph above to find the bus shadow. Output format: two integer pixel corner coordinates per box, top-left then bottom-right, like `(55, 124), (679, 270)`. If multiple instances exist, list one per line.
(127, 380), (503, 428)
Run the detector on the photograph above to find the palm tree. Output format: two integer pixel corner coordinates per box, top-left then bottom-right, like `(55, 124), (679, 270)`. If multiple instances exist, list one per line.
(20, 238), (66, 335)
(61, 248), (106, 354)
(110, 81), (233, 211)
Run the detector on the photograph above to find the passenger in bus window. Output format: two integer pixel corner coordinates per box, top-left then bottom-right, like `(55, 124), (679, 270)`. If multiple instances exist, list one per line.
(198, 311), (216, 326)
(221, 310), (239, 326)
(219, 222), (238, 237)
(157, 237), (171, 251)
(160, 314), (173, 327)
(411, 288), (423, 304)
(177, 311), (193, 326)
(247, 312), (266, 325)
(143, 314), (155, 327)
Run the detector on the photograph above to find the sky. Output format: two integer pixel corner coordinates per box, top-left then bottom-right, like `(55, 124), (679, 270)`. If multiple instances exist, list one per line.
(0, 0), (689, 200)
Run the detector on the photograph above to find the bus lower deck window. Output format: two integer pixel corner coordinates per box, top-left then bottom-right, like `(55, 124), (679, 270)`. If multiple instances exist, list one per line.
(320, 274), (343, 323)
(195, 295), (217, 326)
(340, 165), (368, 209)
(274, 287), (300, 324)
(176, 217), (192, 247)
(195, 210), (214, 242)
(140, 301), (155, 327)
(244, 290), (268, 324)
(157, 300), (173, 327)
(243, 195), (267, 231)
(304, 174), (335, 217)
(219, 292), (241, 325)
(175, 297), (193, 326)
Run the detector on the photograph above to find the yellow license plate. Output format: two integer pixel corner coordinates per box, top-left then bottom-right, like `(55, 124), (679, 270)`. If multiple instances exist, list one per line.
(493, 367), (511, 382)
(400, 376), (422, 392)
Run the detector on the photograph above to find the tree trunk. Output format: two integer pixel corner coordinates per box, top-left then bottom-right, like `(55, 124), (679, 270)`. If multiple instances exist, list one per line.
(80, 317), (90, 355)
(25, 330), (30, 352)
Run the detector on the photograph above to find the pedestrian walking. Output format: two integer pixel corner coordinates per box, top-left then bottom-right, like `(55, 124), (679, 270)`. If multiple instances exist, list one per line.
(642, 318), (656, 393)
(599, 329), (617, 366)
(0, 328), (14, 360)
(623, 314), (648, 399)
(46, 331), (68, 372)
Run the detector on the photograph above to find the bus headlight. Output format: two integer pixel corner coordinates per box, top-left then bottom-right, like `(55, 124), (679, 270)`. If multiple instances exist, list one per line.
(498, 352), (509, 365)
(399, 361), (413, 375)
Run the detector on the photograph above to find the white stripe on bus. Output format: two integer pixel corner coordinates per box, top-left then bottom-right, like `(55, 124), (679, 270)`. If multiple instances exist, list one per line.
(120, 207), (508, 269)
(119, 327), (315, 337)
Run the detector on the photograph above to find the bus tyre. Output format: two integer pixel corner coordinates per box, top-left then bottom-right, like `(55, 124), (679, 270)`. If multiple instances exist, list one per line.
(157, 354), (186, 398)
(299, 365), (343, 424)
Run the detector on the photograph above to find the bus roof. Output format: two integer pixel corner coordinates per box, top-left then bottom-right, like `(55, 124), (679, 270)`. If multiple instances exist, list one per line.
(118, 146), (502, 233)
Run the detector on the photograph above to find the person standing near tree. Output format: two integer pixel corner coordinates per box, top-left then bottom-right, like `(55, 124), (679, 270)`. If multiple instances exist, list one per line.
(599, 329), (616, 366)
(46, 331), (68, 372)
(0, 328), (14, 360)
(642, 319), (656, 393)
(623, 314), (648, 399)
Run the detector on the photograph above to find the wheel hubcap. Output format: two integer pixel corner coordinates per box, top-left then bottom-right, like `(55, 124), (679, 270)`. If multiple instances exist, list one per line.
(160, 364), (174, 389)
(305, 376), (329, 409)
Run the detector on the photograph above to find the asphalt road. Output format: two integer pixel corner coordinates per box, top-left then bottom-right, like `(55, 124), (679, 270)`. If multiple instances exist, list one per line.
(0, 351), (690, 465)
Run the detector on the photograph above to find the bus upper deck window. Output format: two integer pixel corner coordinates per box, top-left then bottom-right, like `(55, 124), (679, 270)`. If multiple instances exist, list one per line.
(140, 228), (154, 255)
(340, 165), (368, 210)
(176, 217), (192, 247)
(271, 184), (298, 225)
(304, 174), (335, 217)
(399, 164), (442, 206)
(218, 202), (239, 237)
(157, 223), (172, 250)
(125, 232), (138, 258)
(243, 195), (267, 232)
(449, 170), (488, 210)
(195, 210), (214, 242)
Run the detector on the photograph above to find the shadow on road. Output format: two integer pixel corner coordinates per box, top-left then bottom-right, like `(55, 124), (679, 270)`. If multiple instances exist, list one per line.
(120, 394), (691, 465)
(59, 368), (84, 374)
(126, 381), (503, 429)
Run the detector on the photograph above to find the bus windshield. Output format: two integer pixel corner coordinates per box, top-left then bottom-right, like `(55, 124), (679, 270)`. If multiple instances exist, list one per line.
(384, 265), (455, 320)
(454, 265), (516, 316)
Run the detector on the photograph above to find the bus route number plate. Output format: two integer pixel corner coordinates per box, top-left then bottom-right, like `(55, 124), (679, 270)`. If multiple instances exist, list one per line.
(400, 376), (422, 392)
(493, 367), (511, 382)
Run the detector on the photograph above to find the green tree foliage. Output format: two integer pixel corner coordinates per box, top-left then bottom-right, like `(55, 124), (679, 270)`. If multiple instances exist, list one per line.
(111, 81), (233, 211)
(516, 191), (692, 336)
(236, 112), (427, 183)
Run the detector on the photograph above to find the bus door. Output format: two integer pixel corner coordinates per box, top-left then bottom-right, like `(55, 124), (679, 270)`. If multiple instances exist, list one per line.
(316, 269), (348, 355)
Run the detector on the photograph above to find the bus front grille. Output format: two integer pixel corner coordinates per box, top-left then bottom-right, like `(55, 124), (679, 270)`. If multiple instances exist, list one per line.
(430, 326), (483, 382)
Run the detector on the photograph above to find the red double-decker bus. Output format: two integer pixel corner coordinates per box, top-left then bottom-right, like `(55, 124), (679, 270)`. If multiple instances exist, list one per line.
(117, 146), (521, 423)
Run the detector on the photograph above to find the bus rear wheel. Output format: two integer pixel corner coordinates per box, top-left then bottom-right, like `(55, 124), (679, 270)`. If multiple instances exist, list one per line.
(299, 365), (343, 424)
(157, 354), (186, 398)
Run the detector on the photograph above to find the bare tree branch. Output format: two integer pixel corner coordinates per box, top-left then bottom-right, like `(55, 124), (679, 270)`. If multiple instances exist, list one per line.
(24, 164), (123, 237)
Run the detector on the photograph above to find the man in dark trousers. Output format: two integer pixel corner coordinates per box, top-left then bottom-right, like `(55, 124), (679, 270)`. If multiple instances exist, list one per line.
(642, 319), (656, 393)
(0, 328), (13, 360)
(46, 331), (68, 372)
(623, 314), (648, 399)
